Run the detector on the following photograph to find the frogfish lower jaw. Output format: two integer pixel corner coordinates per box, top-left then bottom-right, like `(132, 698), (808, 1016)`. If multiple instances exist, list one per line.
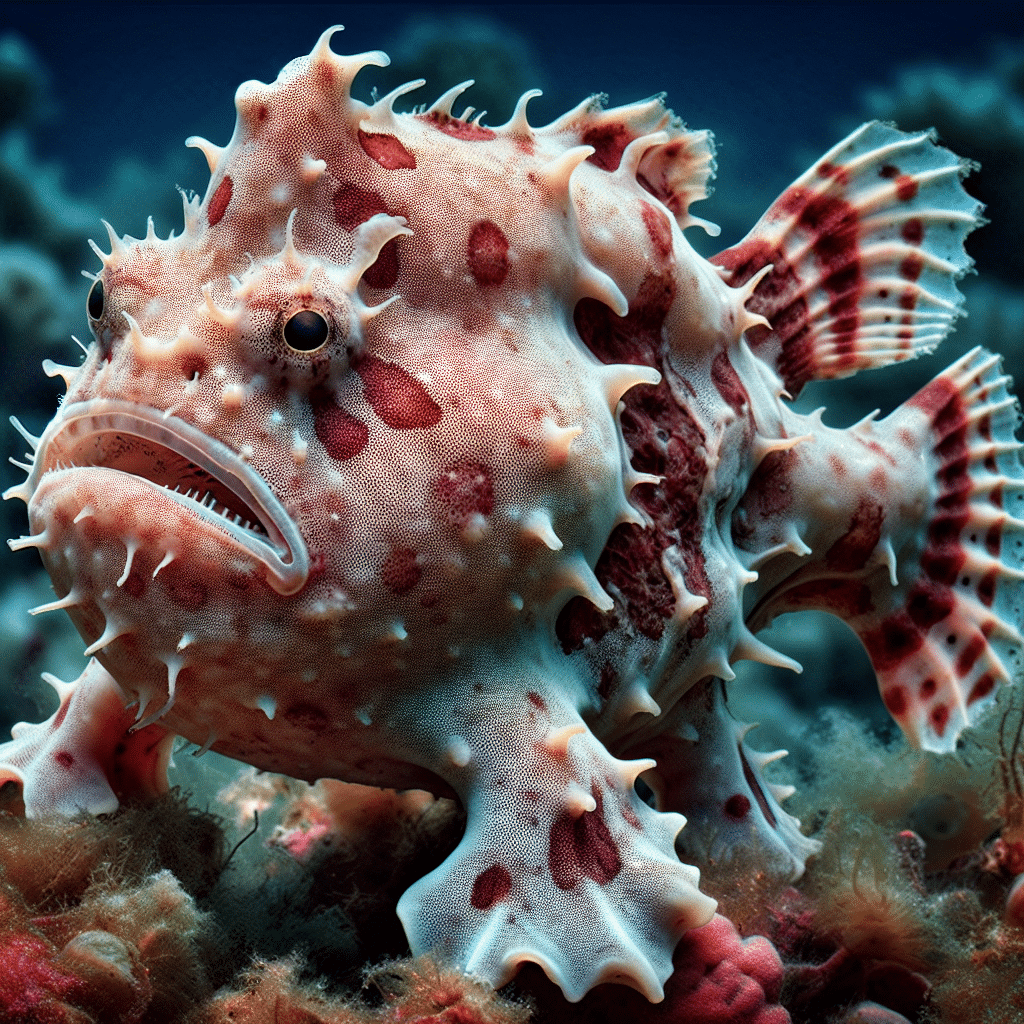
(18, 399), (310, 597)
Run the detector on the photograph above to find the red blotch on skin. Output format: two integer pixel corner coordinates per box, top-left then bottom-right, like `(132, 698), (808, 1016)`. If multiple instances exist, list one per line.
(420, 113), (496, 141)
(432, 460), (494, 528)
(724, 794), (751, 820)
(817, 161), (849, 185)
(362, 240), (400, 289)
(470, 863), (512, 910)
(358, 129), (416, 169)
(979, 569), (998, 607)
(549, 805), (622, 890)
(920, 678), (937, 700)
(901, 218), (924, 245)
(640, 201), (673, 261)
(956, 633), (986, 677)
(207, 176), (233, 226)
(55, 751), (74, 769)
(825, 498), (884, 572)
(356, 356), (442, 430)
(711, 350), (748, 413)
(527, 691), (547, 712)
(896, 175), (919, 202)
(332, 181), (387, 231)
(883, 685), (909, 717)
(382, 547), (421, 595)
(313, 396), (369, 461)
(583, 123), (632, 171)
(121, 566), (147, 600)
(985, 523), (1002, 557)
(969, 673), (996, 704)
(466, 220), (510, 287)
(781, 578), (875, 619)
(930, 703), (950, 737)
(900, 254), (925, 281)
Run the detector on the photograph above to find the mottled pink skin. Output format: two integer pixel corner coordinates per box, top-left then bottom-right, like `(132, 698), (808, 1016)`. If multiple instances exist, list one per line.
(3, 26), (1021, 1005)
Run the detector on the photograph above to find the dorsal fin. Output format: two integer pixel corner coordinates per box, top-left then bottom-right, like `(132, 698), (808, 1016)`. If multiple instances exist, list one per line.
(711, 121), (983, 395)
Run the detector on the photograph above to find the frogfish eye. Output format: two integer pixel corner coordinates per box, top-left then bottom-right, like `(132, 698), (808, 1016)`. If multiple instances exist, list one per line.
(283, 309), (330, 352)
(87, 278), (104, 321)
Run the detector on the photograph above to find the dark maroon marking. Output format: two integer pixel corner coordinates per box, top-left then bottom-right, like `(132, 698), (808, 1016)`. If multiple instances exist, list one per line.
(358, 129), (416, 169)
(990, 486), (1002, 508)
(121, 566), (147, 600)
(180, 354), (208, 381)
(55, 751), (74, 769)
(466, 220), (510, 287)
(381, 547), (421, 595)
(548, 804), (622, 890)
(582, 123), (632, 172)
(560, 271), (712, 648)
(418, 112), (496, 141)
(526, 691), (547, 712)
(969, 673), (996, 704)
(312, 395), (369, 461)
(724, 794), (751, 820)
(432, 460), (494, 528)
(825, 498), (884, 572)
(207, 176), (233, 226)
(879, 165), (900, 179)
(901, 219), (924, 245)
(640, 201), (673, 261)
(362, 240), (400, 289)
(332, 181), (388, 231)
(956, 633), (986, 677)
(920, 678), (937, 700)
(779, 578), (874, 619)
(355, 355), (442, 430)
(979, 570), (997, 607)
(883, 685), (909, 717)
(900, 255), (924, 282)
(985, 523), (1002, 557)
(896, 175), (919, 202)
(621, 802), (642, 830)
(711, 350), (748, 414)
(162, 567), (208, 611)
(470, 863), (512, 910)
(979, 415), (993, 442)
(899, 288), (917, 310)
(817, 161), (849, 185)
(906, 580), (955, 630)
(930, 703), (950, 737)
(742, 449), (797, 523)
(863, 613), (925, 672)
(283, 703), (329, 730)
(738, 746), (778, 828)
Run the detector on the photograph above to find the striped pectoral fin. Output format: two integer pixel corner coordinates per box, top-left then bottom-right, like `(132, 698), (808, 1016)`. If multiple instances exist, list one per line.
(859, 348), (1024, 751)
(710, 121), (983, 396)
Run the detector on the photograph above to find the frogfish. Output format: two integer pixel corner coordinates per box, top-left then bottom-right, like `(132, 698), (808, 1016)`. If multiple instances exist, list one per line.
(3, 25), (1022, 1003)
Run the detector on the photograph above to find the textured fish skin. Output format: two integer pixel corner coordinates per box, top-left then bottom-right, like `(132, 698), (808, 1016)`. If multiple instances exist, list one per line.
(2, 27), (1022, 1003)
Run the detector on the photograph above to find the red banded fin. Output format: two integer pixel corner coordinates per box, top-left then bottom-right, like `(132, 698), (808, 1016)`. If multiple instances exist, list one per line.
(711, 122), (983, 395)
(861, 350), (1022, 751)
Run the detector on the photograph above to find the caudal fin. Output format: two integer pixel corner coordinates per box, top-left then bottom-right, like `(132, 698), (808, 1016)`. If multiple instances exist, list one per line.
(712, 122), (983, 396)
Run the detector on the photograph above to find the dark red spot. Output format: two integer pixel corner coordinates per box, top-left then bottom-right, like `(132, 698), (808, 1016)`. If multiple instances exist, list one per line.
(312, 395), (369, 461)
(356, 355), (442, 429)
(969, 673), (996, 704)
(956, 633), (986, 677)
(358, 129), (416, 169)
(825, 499), (884, 572)
(121, 566), (147, 600)
(906, 580), (955, 630)
(884, 685), (909, 717)
(979, 570), (998, 607)
(910, 376), (959, 418)
(470, 863), (512, 910)
(432, 460), (494, 528)
(879, 165), (900, 179)
(283, 703), (329, 730)
(526, 691), (547, 712)
(817, 161), (849, 185)
(920, 678), (937, 700)
(362, 240), (400, 289)
(900, 255), (924, 282)
(864, 614), (924, 672)
(382, 547), (421, 595)
(55, 751), (74, 769)
(583, 123), (632, 172)
(332, 181), (387, 231)
(896, 175), (919, 202)
(985, 523), (1002, 557)
(930, 703), (950, 736)
(181, 354), (208, 381)
(724, 794), (751, 820)
(419, 112), (496, 141)
(163, 568), (208, 610)
(549, 805), (621, 890)
(466, 220), (509, 287)
(781, 578), (875, 619)
(899, 288), (917, 310)
(207, 176), (232, 226)
(711, 350), (748, 413)
(901, 219), (924, 245)
(640, 201), (673, 261)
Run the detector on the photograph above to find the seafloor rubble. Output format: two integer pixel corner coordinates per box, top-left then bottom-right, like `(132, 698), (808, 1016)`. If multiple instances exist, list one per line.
(2, 23), (1024, 1024)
